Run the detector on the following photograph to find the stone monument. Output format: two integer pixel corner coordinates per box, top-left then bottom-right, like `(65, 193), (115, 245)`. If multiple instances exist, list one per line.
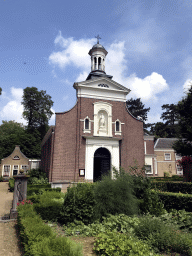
(10, 174), (29, 219)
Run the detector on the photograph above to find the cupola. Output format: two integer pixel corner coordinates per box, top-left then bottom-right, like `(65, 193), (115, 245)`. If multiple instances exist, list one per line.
(86, 35), (113, 80)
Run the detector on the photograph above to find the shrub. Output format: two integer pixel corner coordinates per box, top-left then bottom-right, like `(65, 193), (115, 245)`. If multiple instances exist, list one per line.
(151, 181), (192, 194)
(139, 189), (165, 216)
(59, 183), (96, 225)
(156, 190), (192, 211)
(17, 200), (82, 256)
(134, 216), (192, 255)
(27, 187), (60, 196)
(93, 230), (159, 256)
(9, 178), (15, 192)
(93, 172), (138, 220)
(63, 214), (140, 237)
(34, 191), (65, 222)
(0, 175), (4, 182)
(27, 168), (48, 185)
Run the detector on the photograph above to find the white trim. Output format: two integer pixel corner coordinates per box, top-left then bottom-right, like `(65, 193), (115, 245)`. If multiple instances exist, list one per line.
(157, 161), (175, 163)
(83, 116), (91, 133)
(164, 153), (171, 161)
(144, 141), (147, 154)
(85, 137), (119, 181)
(115, 119), (122, 135)
(154, 149), (175, 152)
(3, 164), (11, 177)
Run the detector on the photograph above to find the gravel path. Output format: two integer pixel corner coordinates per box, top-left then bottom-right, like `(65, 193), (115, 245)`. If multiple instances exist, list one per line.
(0, 182), (23, 256)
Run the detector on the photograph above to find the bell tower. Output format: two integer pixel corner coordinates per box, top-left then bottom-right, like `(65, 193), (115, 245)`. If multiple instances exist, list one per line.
(86, 35), (113, 80)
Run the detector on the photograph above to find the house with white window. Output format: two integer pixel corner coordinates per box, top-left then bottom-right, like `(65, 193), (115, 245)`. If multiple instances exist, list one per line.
(1, 145), (41, 178)
(144, 134), (157, 176)
(154, 138), (183, 176)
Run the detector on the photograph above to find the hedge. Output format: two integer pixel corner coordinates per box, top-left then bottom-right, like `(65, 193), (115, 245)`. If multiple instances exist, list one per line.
(17, 202), (83, 256)
(27, 187), (61, 196)
(151, 181), (192, 194)
(153, 190), (192, 212)
(9, 178), (15, 192)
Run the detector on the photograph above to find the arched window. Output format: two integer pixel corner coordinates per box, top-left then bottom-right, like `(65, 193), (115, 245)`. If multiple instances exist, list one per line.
(116, 121), (120, 132)
(83, 117), (91, 133)
(85, 118), (89, 130)
(115, 120), (122, 135)
(94, 57), (97, 70)
(98, 57), (101, 70)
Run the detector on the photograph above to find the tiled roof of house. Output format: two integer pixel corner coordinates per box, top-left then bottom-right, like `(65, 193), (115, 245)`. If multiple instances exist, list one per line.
(154, 138), (178, 149)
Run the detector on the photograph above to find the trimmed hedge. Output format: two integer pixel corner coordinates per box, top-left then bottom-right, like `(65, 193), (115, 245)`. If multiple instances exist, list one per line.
(154, 190), (192, 212)
(151, 181), (192, 194)
(27, 187), (61, 196)
(17, 202), (83, 256)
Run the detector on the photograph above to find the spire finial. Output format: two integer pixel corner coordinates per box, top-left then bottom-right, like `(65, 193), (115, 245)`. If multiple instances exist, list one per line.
(95, 34), (101, 44)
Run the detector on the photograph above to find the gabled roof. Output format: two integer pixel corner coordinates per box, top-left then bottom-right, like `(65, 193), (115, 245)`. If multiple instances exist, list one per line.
(154, 138), (178, 149)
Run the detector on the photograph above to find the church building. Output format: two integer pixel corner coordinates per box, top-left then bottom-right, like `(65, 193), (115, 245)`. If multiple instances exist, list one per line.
(41, 38), (145, 185)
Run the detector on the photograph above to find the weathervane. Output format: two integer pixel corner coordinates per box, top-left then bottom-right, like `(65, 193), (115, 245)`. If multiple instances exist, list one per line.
(95, 35), (101, 44)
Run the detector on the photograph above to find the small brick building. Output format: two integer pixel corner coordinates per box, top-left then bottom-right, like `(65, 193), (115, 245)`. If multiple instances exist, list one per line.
(41, 41), (145, 184)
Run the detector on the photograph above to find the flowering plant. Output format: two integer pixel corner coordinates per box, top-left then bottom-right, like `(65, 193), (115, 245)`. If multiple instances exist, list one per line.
(17, 200), (33, 206)
(178, 156), (192, 167)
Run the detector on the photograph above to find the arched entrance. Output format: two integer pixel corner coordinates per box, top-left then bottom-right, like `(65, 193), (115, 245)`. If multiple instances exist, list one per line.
(93, 147), (111, 182)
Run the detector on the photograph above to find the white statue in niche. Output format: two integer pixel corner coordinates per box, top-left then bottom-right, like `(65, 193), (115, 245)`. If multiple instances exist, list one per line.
(99, 113), (106, 129)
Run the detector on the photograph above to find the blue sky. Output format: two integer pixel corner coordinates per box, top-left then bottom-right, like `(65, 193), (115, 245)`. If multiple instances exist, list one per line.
(0, 0), (192, 127)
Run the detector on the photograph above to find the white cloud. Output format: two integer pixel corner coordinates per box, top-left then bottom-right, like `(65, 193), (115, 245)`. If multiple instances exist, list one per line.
(0, 87), (26, 124)
(183, 79), (192, 92)
(49, 108), (55, 125)
(49, 32), (95, 70)
(147, 113), (161, 124)
(49, 34), (169, 102)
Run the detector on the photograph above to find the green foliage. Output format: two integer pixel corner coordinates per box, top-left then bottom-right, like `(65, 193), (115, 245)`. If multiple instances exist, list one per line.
(134, 216), (192, 255)
(63, 214), (140, 237)
(139, 189), (165, 216)
(126, 97), (151, 133)
(17, 200), (82, 256)
(164, 171), (170, 177)
(22, 87), (54, 140)
(151, 180), (192, 194)
(173, 85), (192, 156)
(30, 236), (83, 256)
(116, 164), (164, 216)
(34, 190), (65, 222)
(27, 168), (48, 184)
(9, 178), (15, 192)
(0, 175), (4, 182)
(0, 120), (41, 159)
(159, 209), (192, 231)
(93, 171), (138, 220)
(156, 190), (192, 211)
(93, 230), (159, 256)
(60, 183), (96, 225)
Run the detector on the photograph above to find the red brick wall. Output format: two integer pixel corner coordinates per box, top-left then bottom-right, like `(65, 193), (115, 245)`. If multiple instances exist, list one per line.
(52, 97), (144, 182)
(145, 140), (155, 155)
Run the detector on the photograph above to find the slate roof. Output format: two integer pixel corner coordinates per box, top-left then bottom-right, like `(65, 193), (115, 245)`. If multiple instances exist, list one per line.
(154, 138), (178, 149)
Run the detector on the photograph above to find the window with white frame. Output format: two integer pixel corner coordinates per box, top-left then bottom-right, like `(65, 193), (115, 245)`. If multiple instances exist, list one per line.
(115, 119), (121, 135)
(4, 165), (10, 176)
(164, 153), (171, 161)
(21, 165), (29, 173)
(145, 165), (152, 174)
(83, 117), (91, 133)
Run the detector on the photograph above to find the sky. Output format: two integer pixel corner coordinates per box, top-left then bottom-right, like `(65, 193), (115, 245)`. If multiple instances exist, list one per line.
(0, 0), (192, 127)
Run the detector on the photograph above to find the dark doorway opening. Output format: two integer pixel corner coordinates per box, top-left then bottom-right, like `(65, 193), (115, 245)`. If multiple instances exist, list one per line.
(94, 147), (111, 182)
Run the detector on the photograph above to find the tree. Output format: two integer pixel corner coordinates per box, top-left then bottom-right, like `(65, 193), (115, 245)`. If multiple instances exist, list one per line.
(0, 88), (2, 95)
(173, 86), (192, 156)
(0, 121), (41, 161)
(22, 87), (54, 139)
(160, 104), (180, 137)
(150, 122), (168, 139)
(126, 98), (151, 133)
